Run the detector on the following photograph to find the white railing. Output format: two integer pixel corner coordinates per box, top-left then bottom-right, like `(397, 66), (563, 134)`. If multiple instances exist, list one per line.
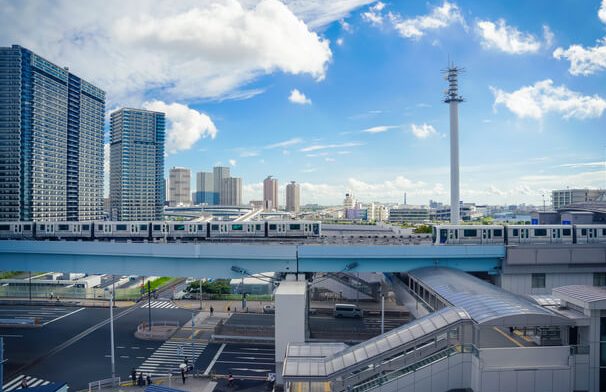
(88, 377), (120, 391)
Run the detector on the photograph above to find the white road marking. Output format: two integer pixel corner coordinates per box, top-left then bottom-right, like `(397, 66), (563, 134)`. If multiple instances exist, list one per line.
(43, 307), (86, 326)
(204, 343), (226, 376)
(4, 375), (52, 392)
(216, 360), (274, 365)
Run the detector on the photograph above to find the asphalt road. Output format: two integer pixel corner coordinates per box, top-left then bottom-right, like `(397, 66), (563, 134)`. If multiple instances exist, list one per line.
(203, 343), (275, 379)
(1, 303), (197, 390)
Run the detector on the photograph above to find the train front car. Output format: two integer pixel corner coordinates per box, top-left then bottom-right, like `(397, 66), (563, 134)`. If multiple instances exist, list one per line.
(35, 222), (92, 240)
(94, 221), (150, 241)
(208, 222), (264, 238)
(0, 222), (34, 240)
(574, 224), (606, 244)
(432, 224), (506, 245)
(167, 222), (207, 241)
(267, 220), (322, 238)
(506, 224), (573, 245)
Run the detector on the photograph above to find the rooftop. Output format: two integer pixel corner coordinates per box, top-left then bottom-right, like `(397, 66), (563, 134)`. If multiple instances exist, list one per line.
(553, 285), (606, 310)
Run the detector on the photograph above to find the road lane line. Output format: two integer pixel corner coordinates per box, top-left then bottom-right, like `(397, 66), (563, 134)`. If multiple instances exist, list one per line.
(43, 307), (85, 326)
(204, 343), (226, 376)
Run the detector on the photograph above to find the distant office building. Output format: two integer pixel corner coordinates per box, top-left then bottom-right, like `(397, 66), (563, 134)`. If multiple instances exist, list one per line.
(221, 177), (242, 206)
(249, 200), (264, 209)
(433, 203), (480, 222)
(213, 166), (230, 205)
(429, 199), (443, 209)
(110, 108), (165, 221)
(195, 171), (214, 205)
(343, 193), (356, 210)
(168, 167), (191, 206)
(368, 203), (389, 222)
(263, 176), (279, 210)
(0, 45), (105, 221)
(345, 208), (368, 220)
(389, 205), (430, 223)
(551, 188), (605, 210)
(286, 181), (300, 213)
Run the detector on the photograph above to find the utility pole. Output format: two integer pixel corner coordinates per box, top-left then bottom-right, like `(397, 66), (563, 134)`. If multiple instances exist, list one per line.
(199, 278), (203, 310)
(443, 63), (464, 224)
(110, 281), (116, 381)
(381, 289), (385, 335)
(1, 337), (4, 392)
(29, 271), (32, 302)
(148, 280), (152, 331)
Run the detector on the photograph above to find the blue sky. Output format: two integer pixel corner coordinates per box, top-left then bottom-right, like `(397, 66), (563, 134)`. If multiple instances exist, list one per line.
(1, 0), (605, 205)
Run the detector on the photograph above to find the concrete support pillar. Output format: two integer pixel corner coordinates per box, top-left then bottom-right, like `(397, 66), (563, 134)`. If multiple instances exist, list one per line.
(275, 278), (308, 384)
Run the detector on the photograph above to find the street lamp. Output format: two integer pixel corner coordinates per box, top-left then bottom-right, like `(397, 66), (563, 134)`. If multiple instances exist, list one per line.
(109, 280), (116, 381)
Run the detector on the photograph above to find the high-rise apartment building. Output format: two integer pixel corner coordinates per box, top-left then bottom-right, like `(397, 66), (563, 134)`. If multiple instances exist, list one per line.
(286, 181), (300, 213)
(213, 166), (230, 205)
(168, 167), (191, 207)
(0, 45), (105, 221)
(109, 108), (165, 221)
(195, 171), (214, 205)
(263, 176), (279, 210)
(551, 188), (605, 210)
(343, 193), (356, 210)
(221, 177), (242, 206)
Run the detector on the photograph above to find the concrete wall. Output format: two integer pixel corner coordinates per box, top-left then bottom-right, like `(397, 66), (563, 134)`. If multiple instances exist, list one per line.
(500, 272), (596, 295)
(471, 346), (572, 392)
(275, 280), (307, 383)
(506, 244), (606, 266)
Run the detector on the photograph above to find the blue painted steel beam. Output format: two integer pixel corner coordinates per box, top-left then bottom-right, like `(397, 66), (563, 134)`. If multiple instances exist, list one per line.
(0, 241), (504, 278)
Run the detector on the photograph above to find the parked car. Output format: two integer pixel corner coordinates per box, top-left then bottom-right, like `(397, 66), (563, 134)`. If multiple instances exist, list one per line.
(334, 303), (363, 318)
(263, 304), (275, 314)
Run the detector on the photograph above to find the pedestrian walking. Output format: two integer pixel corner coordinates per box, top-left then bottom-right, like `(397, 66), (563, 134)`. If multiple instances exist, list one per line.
(20, 378), (28, 389)
(227, 373), (235, 388)
(210, 306), (214, 316)
(137, 373), (144, 386)
(181, 368), (186, 384)
(227, 306), (230, 312)
(131, 369), (137, 386)
(146, 374), (152, 385)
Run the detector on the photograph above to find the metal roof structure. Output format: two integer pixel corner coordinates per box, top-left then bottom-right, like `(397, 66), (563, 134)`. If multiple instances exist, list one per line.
(408, 267), (570, 327)
(528, 295), (562, 307)
(283, 306), (471, 378)
(553, 285), (606, 310)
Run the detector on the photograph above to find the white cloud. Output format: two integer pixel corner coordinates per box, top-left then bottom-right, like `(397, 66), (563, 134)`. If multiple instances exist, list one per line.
(336, 38), (345, 46)
(559, 161), (606, 169)
(239, 150), (260, 157)
(300, 142), (363, 152)
(1, 0), (333, 105)
(361, 125), (398, 133)
(362, 1), (385, 25)
(265, 137), (303, 149)
(388, 1), (464, 40)
(286, 0), (373, 30)
(543, 25), (554, 47)
(553, 38), (606, 76)
(490, 80), (606, 120)
(475, 19), (542, 54)
(142, 100), (217, 154)
(229, 159), (237, 166)
(410, 123), (437, 138)
(339, 18), (352, 32)
(288, 89), (312, 105)
(600, 0), (606, 24)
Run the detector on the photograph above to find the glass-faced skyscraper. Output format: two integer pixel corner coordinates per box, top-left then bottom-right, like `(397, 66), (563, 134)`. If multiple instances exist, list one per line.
(110, 108), (165, 221)
(0, 45), (105, 221)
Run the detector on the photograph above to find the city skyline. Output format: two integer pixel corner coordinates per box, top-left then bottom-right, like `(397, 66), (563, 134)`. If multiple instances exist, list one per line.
(2, 1), (605, 206)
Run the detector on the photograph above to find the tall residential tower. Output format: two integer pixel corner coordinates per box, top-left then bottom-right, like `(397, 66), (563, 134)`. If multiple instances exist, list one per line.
(286, 181), (300, 213)
(0, 45), (105, 221)
(221, 177), (242, 206)
(168, 167), (191, 207)
(263, 176), (279, 210)
(213, 166), (230, 205)
(195, 171), (214, 205)
(109, 108), (165, 221)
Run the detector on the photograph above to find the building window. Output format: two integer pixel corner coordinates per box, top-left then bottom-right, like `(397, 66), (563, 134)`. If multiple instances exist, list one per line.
(595, 273), (606, 287)
(531, 273), (546, 289)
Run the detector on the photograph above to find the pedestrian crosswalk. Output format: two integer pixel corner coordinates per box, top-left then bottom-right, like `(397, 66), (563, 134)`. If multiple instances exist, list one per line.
(141, 301), (179, 309)
(136, 340), (207, 376)
(3, 375), (51, 392)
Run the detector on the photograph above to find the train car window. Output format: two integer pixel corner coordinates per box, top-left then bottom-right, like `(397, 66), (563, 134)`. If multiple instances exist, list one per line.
(563, 228), (571, 236)
(313, 224), (319, 235)
(211, 224), (219, 230)
(0, 224), (10, 231)
(58, 224), (69, 231)
(98, 224), (103, 230)
(512, 229), (519, 236)
(82, 224), (90, 231)
(581, 229), (587, 236)
(197, 224), (205, 230)
(232, 224), (243, 231)
(463, 229), (477, 237)
(255, 224), (261, 230)
(269, 224), (277, 230)
(290, 224), (301, 230)
(533, 229), (547, 236)
(39, 224), (45, 231)
(603, 229), (606, 236)
(174, 225), (185, 231)
(493, 229), (502, 237)
(23, 224), (31, 230)
(116, 224), (127, 231)
(153, 224), (162, 231)
(139, 224), (147, 230)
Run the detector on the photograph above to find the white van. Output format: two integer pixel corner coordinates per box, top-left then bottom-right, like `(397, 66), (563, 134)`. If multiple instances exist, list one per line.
(334, 304), (363, 318)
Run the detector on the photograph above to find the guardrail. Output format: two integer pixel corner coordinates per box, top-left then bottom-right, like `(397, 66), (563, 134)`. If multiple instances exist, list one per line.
(211, 334), (275, 344)
(88, 377), (120, 391)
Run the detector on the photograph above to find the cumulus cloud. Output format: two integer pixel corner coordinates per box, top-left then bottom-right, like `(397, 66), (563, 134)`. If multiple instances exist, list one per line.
(361, 125), (398, 134)
(229, 159), (237, 166)
(300, 142), (364, 152)
(553, 38), (606, 76)
(0, 0), (334, 105)
(475, 19), (542, 54)
(388, 1), (464, 40)
(288, 89), (312, 105)
(362, 2), (385, 25)
(490, 80), (606, 120)
(142, 100), (217, 154)
(600, 0), (606, 24)
(410, 123), (437, 138)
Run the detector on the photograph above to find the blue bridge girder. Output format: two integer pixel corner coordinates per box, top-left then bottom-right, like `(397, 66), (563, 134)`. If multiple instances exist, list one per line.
(0, 241), (505, 278)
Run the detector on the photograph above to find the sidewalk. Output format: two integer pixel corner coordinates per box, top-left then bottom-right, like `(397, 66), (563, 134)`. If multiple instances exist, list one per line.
(170, 311), (230, 341)
(0, 297), (135, 308)
(99, 376), (216, 392)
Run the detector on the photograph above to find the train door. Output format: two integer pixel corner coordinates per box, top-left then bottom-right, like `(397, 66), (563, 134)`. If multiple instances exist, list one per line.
(440, 229), (448, 244)
(552, 228), (560, 242)
(589, 228), (596, 241)
(521, 228), (528, 242)
(482, 229), (492, 243)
